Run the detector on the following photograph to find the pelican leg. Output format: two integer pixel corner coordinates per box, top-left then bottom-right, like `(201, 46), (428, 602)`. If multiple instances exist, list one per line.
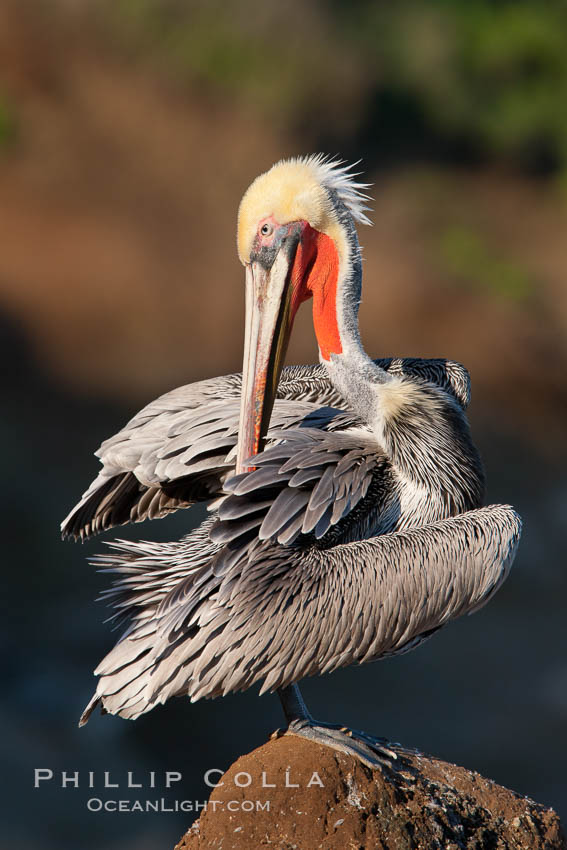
(278, 684), (312, 723)
(276, 684), (397, 769)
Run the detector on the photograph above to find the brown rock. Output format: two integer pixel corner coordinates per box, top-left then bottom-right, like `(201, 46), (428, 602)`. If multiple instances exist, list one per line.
(175, 736), (565, 850)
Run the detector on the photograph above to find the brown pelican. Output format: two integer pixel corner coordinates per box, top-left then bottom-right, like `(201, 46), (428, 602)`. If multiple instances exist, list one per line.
(62, 156), (521, 766)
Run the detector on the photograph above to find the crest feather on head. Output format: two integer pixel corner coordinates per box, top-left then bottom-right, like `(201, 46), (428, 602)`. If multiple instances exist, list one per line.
(237, 154), (372, 264)
(293, 154), (372, 225)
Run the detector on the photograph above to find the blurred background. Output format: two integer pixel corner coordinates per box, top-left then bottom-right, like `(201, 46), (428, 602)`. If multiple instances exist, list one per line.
(1, 0), (566, 846)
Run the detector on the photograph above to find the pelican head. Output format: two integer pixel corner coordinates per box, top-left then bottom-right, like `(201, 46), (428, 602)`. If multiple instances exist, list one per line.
(235, 155), (371, 472)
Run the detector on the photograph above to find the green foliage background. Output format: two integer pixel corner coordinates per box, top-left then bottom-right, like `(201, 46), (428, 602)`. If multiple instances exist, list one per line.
(105, 0), (567, 173)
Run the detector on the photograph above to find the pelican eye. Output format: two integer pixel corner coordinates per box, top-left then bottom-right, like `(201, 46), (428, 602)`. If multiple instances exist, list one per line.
(260, 222), (273, 237)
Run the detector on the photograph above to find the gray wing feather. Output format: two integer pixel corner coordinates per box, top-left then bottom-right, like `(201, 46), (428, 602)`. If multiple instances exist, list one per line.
(259, 489), (312, 539)
(80, 505), (520, 721)
(63, 358), (470, 540)
(62, 397), (330, 540)
(209, 426), (384, 575)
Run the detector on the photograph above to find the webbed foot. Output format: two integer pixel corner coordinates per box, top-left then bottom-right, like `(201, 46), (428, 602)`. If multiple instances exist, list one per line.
(279, 718), (398, 769)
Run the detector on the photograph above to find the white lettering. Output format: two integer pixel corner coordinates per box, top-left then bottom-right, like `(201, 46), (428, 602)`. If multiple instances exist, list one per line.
(204, 769), (224, 788)
(234, 772), (252, 788)
(62, 771), (79, 788)
(104, 772), (118, 789)
(307, 771), (324, 788)
(261, 771), (275, 788)
(285, 770), (299, 788)
(127, 772), (142, 789)
(165, 771), (182, 788)
(34, 769), (53, 788)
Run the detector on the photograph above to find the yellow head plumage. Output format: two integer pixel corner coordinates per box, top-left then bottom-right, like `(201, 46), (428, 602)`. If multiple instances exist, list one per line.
(237, 155), (371, 265)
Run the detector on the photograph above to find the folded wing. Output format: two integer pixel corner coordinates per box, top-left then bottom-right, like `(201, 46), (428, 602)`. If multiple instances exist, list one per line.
(62, 359), (470, 540)
(80, 504), (520, 722)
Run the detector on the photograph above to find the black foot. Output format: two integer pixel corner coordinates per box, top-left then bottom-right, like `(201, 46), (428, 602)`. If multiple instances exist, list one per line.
(280, 718), (398, 769)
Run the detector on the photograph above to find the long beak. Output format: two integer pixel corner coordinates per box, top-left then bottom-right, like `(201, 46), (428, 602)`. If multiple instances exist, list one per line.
(236, 232), (301, 474)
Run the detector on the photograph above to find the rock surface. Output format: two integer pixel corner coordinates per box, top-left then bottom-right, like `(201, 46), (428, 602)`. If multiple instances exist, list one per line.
(175, 736), (565, 850)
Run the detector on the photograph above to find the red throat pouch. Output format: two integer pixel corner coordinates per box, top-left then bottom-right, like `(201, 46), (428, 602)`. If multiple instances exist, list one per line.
(291, 227), (342, 361)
